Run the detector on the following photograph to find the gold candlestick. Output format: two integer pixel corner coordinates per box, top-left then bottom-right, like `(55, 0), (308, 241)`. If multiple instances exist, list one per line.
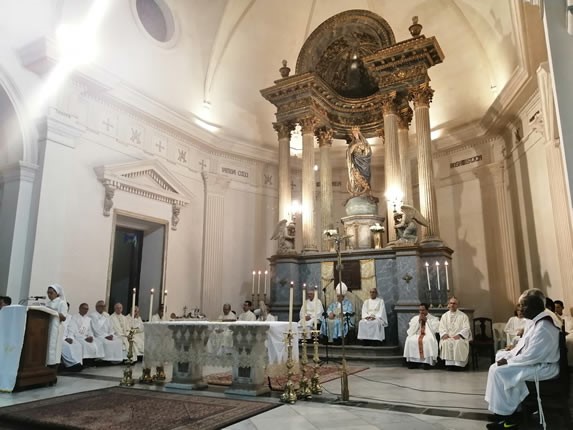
(139, 367), (153, 384)
(297, 327), (312, 399)
(119, 329), (135, 387)
(310, 329), (322, 395)
(153, 366), (166, 382)
(280, 330), (297, 404)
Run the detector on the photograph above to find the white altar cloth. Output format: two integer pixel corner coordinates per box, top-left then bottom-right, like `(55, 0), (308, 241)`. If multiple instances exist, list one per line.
(0, 306), (27, 392)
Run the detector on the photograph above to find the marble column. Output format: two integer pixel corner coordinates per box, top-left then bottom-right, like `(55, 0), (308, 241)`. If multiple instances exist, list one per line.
(274, 122), (292, 222)
(300, 117), (318, 253)
(398, 106), (414, 206)
(537, 63), (573, 308)
(318, 128), (334, 251)
(201, 172), (230, 319)
(409, 83), (440, 241)
(382, 92), (402, 242)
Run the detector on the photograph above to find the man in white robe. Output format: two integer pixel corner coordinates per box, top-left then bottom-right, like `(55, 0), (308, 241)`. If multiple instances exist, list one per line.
(61, 316), (83, 369)
(504, 304), (527, 346)
(128, 306), (145, 358)
(485, 289), (560, 430)
(151, 304), (166, 322)
(238, 300), (256, 321)
(299, 289), (324, 333)
(110, 303), (136, 359)
(90, 300), (124, 362)
(217, 303), (237, 321)
(439, 296), (471, 368)
(403, 303), (440, 368)
(357, 288), (388, 344)
(68, 303), (104, 361)
(554, 300), (573, 364)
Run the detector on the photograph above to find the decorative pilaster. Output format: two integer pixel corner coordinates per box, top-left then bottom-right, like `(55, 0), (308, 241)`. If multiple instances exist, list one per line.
(201, 172), (230, 319)
(274, 122), (292, 222)
(382, 92), (402, 242)
(409, 83), (440, 241)
(317, 128), (333, 251)
(537, 63), (573, 308)
(300, 117), (318, 253)
(398, 106), (414, 206)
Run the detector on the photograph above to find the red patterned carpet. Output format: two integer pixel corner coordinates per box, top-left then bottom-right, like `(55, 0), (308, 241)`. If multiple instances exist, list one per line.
(205, 364), (368, 391)
(0, 387), (279, 430)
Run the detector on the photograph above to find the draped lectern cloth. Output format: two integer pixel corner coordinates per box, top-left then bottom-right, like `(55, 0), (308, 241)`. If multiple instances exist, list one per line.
(0, 306), (27, 392)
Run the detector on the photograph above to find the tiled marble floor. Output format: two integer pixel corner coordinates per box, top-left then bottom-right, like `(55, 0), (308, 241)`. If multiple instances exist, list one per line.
(0, 363), (494, 429)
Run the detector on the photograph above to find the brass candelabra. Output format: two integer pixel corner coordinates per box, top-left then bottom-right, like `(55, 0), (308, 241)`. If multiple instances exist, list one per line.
(297, 327), (312, 400)
(154, 366), (166, 381)
(280, 329), (297, 404)
(119, 329), (135, 387)
(310, 329), (322, 395)
(139, 366), (153, 384)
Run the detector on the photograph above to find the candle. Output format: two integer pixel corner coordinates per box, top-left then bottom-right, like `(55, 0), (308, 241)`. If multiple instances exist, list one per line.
(264, 270), (268, 295)
(288, 281), (294, 328)
(445, 261), (450, 291)
(148, 289), (154, 321)
(252, 271), (256, 295)
(302, 283), (307, 328)
(425, 262), (431, 291)
(131, 288), (136, 318)
(257, 270), (262, 295)
(435, 261), (441, 291)
(163, 290), (168, 318)
(313, 285), (318, 330)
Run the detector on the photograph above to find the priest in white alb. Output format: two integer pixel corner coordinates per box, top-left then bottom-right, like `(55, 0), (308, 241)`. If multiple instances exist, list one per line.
(439, 296), (471, 368)
(238, 300), (256, 321)
(61, 315), (83, 370)
(357, 288), (388, 344)
(128, 306), (145, 358)
(90, 300), (124, 362)
(299, 288), (324, 333)
(110, 302), (139, 359)
(403, 303), (440, 369)
(68, 303), (104, 360)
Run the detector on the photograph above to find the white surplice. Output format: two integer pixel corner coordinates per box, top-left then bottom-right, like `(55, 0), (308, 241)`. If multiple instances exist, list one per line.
(109, 313), (130, 358)
(217, 312), (237, 322)
(45, 297), (68, 365)
(485, 311), (560, 417)
(61, 318), (83, 367)
(403, 313), (440, 365)
(504, 316), (528, 345)
(128, 315), (145, 356)
(357, 298), (388, 341)
(238, 310), (256, 321)
(68, 313), (104, 359)
(89, 311), (124, 362)
(439, 310), (471, 367)
(298, 298), (324, 330)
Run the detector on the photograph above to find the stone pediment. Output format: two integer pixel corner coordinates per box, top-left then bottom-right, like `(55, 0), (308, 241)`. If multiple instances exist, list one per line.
(94, 159), (191, 229)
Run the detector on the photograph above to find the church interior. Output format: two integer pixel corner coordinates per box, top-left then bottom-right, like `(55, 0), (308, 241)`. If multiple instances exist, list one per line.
(1, 0), (572, 429)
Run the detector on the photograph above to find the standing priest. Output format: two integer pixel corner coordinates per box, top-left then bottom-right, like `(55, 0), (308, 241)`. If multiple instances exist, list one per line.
(357, 288), (388, 345)
(403, 303), (440, 368)
(439, 296), (471, 368)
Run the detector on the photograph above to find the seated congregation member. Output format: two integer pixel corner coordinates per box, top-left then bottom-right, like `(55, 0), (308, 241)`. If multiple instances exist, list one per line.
(485, 288), (560, 430)
(0, 295), (12, 308)
(90, 300), (124, 362)
(218, 303), (237, 321)
(45, 284), (68, 366)
(299, 288), (323, 332)
(439, 296), (471, 369)
(504, 303), (527, 346)
(403, 303), (440, 369)
(554, 300), (573, 364)
(61, 312), (83, 371)
(321, 283), (353, 344)
(238, 300), (256, 321)
(68, 303), (104, 361)
(151, 304), (166, 322)
(129, 306), (145, 357)
(357, 288), (388, 345)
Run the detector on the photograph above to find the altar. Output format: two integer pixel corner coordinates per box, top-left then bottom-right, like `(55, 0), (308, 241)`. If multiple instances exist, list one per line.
(144, 321), (299, 396)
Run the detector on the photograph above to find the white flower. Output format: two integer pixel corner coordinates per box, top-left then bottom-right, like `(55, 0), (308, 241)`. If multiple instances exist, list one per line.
(323, 229), (338, 237)
(370, 223), (385, 232)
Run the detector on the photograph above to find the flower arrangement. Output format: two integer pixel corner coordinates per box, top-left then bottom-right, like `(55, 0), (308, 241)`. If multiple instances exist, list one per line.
(370, 223), (385, 232)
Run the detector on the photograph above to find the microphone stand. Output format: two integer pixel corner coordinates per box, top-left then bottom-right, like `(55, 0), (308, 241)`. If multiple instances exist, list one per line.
(334, 236), (350, 402)
(321, 288), (329, 364)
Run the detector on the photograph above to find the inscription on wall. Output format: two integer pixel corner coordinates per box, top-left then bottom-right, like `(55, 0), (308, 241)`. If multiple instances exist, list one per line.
(221, 166), (249, 178)
(450, 155), (482, 169)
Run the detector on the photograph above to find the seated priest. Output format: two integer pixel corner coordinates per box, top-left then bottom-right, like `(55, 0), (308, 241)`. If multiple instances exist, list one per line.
(68, 303), (104, 362)
(151, 304), (165, 322)
(357, 287), (388, 345)
(485, 288), (560, 430)
(128, 306), (145, 358)
(403, 303), (440, 369)
(439, 296), (471, 369)
(299, 288), (323, 333)
(321, 283), (353, 344)
(238, 300), (256, 321)
(109, 302), (130, 359)
(504, 303), (527, 346)
(61, 312), (83, 371)
(218, 303), (237, 321)
(90, 300), (124, 363)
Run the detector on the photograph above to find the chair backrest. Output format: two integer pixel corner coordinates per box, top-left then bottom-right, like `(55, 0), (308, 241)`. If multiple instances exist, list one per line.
(472, 317), (493, 342)
(492, 322), (507, 350)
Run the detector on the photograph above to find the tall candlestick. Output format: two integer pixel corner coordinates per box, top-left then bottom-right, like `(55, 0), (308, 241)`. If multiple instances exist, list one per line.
(313, 286), (318, 330)
(435, 261), (441, 291)
(257, 270), (262, 295)
(445, 261), (450, 291)
(288, 281), (294, 328)
(163, 290), (168, 318)
(425, 262), (431, 291)
(264, 270), (268, 295)
(252, 271), (256, 295)
(131, 288), (136, 318)
(148, 289), (154, 321)
(302, 283), (307, 327)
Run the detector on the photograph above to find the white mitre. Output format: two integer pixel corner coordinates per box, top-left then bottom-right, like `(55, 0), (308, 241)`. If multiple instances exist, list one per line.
(335, 282), (348, 295)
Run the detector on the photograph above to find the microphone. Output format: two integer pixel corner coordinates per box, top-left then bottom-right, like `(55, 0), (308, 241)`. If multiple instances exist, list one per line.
(31, 296), (46, 300)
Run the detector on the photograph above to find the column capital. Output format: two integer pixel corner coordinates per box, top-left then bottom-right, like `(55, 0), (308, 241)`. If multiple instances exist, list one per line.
(381, 91), (398, 115)
(316, 127), (333, 147)
(398, 105), (413, 129)
(408, 83), (434, 108)
(273, 122), (293, 139)
(298, 116), (318, 134)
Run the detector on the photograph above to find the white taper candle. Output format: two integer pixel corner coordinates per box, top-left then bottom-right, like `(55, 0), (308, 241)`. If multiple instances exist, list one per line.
(425, 262), (431, 291)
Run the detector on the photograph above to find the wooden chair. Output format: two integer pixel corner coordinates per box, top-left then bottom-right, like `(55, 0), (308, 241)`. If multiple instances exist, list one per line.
(470, 317), (495, 370)
(521, 331), (571, 428)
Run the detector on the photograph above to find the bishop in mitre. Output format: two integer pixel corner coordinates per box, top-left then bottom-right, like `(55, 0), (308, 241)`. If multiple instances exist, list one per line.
(321, 283), (353, 343)
(403, 303), (440, 368)
(299, 288), (324, 333)
(439, 297), (471, 368)
(357, 288), (388, 344)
